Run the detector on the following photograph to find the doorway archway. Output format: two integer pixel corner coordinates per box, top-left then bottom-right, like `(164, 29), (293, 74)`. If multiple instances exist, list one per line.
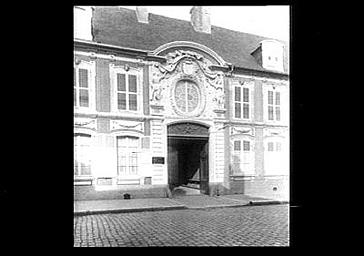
(167, 122), (209, 195)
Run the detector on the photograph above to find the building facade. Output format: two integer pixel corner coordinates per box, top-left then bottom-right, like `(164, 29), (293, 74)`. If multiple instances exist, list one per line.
(74, 6), (289, 200)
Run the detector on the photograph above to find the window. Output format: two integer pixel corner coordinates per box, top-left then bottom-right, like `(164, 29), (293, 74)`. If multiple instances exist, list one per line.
(232, 139), (254, 175)
(117, 136), (140, 176)
(74, 60), (95, 110)
(116, 73), (138, 111)
(111, 66), (142, 113)
(265, 138), (288, 175)
(267, 90), (281, 121)
(74, 68), (90, 108)
(174, 80), (200, 114)
(74, 134), (92, 176)
(234, 85), (250, 119)
(234, 140), (241, 151)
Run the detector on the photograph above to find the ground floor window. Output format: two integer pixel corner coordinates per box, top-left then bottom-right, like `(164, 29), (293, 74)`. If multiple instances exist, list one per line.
(264, 137), (288, 175)
(74, 133), (92, 176)
(232, 139), (254, 175)
(117, 136), (139, 176)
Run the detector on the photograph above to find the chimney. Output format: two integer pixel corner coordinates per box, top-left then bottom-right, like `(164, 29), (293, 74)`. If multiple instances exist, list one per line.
(74, 6), (93, 41)
(136, 7), (149, 24)
(190, 6), (211, 34)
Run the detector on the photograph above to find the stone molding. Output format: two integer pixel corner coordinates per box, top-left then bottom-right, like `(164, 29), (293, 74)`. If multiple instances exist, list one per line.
(110, 120), (144, 133)
(74, 117), (97, 130)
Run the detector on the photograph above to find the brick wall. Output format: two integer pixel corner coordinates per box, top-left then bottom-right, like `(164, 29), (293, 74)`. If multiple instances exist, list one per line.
(95, 59), (111, 112)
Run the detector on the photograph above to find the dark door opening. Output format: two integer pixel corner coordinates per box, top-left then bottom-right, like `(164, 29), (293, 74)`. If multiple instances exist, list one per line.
(167, 136), (209, 195)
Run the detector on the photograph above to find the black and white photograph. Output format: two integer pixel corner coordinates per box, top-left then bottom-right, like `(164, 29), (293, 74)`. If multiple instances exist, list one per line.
(73, 5), (290, 247)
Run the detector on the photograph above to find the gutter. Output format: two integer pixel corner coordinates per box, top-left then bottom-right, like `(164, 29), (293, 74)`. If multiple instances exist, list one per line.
(209, 64), (289, 80)
(74, 39), (167, 63)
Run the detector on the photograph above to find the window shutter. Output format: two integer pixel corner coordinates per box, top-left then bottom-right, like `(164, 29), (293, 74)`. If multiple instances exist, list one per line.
(234, 140), (241, 151)
(235, 87), (241, 101)
(243, 141), (250, 151)
(275, 92), (280, 105)
(243, 88), (249, 102)
(117, 74), (126, 91)
(79, 69), (88, 88)
(235, 103), (241, 118)
(268, 91), (273, 105)
(74, 68), (76, 87)
(128, 75), (137, 92)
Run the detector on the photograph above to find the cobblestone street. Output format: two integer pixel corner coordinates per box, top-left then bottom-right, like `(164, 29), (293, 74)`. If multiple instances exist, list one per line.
(74, 204), (289, 247)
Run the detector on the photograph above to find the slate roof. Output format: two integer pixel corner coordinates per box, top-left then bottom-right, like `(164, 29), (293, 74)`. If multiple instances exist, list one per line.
(92, 6), (289, 74)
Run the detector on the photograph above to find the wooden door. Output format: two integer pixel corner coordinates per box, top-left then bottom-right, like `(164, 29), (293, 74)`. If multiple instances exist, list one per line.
(199, 141), (209, 194)
(167, 144), (179, 188)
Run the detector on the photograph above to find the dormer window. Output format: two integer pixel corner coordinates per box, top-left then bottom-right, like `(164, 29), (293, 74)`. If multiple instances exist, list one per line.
(251, 40), (285, 73)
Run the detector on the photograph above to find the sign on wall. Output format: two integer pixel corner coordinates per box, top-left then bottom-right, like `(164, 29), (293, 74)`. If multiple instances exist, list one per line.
(152, 157), (165, 164)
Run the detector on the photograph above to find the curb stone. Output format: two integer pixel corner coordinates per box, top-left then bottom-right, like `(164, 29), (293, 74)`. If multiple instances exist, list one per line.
(74, 200), (288, 216)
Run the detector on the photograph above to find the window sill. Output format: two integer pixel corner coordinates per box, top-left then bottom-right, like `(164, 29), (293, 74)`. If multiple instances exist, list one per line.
(117, 176), (141, 185)
(230, 174), (255, 181)
(74, 176), (93, 186)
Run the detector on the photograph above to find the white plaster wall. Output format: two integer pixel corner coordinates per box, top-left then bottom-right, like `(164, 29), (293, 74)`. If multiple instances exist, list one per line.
(150, 119), (168, 185)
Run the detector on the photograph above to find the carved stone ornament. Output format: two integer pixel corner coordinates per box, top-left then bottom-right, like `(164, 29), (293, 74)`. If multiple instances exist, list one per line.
(231, 126), (254, 136)
(167, 122), (209, 137)
(150, 49), (224, 109)
(111, 120), (144, 133)
(74, 118), (96, 130)
(263, 128), (287, 137)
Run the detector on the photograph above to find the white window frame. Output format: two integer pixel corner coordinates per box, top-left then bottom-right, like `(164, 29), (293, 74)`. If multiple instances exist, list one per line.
(74, 132), (94, 179)
(110, 64), (143, 115)
(233, 80), (253, 121)
(74, 59), (96, 112)
(232, 137), (255, 176)
(114, 132), (142, 179)
(263, 83), (287, 124)
(264, 136), (289, 176)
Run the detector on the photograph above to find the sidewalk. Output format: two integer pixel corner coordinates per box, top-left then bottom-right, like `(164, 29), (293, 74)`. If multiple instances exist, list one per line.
(74, 194), (289, 216)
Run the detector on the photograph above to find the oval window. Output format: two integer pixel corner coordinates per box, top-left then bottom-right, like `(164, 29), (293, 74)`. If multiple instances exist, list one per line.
(174, 80), (200, 114)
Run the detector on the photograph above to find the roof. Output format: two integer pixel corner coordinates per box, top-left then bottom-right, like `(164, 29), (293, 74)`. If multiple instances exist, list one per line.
(92, 7), (289, 74)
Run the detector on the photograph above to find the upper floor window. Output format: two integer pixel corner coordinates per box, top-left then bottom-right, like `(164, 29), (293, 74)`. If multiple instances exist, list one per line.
(268, 90), (281, 121)
(117, 73), (138, 111)
(74, 60), (95, 111)
(234, 85), (250, 119)
(263, 83), (287, 124)
(74, 133), (92, 177)
(111, 65), (143, 113)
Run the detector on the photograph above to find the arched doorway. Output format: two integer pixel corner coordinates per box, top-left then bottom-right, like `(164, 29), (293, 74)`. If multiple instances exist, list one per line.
(167, 122), (209, 195)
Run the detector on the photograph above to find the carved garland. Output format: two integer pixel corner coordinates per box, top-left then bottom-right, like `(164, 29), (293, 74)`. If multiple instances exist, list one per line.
(74, 118), (97, 130)
(110, 120), (144, 133)
(167, 122), (209, 137)
(150, 49), (225, 110)
(231, 126), (255, 137)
